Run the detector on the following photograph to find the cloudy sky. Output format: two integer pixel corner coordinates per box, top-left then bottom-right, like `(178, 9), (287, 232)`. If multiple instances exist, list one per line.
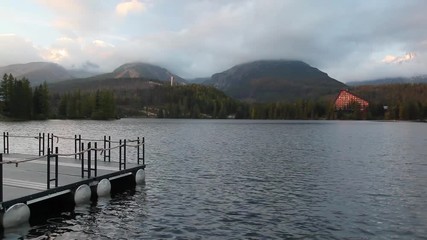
(0, 0), (426, 82)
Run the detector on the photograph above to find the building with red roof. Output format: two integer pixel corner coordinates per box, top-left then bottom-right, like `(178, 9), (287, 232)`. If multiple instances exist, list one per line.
(334, 89), (369, 111)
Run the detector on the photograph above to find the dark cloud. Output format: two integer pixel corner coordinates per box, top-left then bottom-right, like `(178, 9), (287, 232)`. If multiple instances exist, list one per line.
(2, 1), (427, 82)
(119, 0), (427, 82)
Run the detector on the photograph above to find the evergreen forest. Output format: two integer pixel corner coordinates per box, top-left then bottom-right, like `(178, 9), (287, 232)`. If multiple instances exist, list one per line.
(0, 74), (116, 120)
(0, 73), (426, 121)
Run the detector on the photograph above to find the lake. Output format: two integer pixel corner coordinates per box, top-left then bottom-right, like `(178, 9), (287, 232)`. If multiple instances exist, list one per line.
(1, 119), (427, 239)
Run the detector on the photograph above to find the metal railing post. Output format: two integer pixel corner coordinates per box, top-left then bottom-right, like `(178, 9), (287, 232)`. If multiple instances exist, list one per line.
(108, 136), (111, 162)
(47, 148), (51, 189)
(119, 139), (122, 170)
(38, 133), (42, 156)
(55, 147), (58, 187)
(0, 154), (3, 202)
(137, 137), (140, 165)
(74, 135), (77, 159)
(47, 147), (59, 189)
(103, 136), (106, 162)
(78, 135), (82, 160)
(124, 139), (127, 170)
(3, 132), (9, 154)
(94, 142), (98, 177)
(81, 143), (85, 178)
(47, 133), (54, 154)
(142, 137), (145, 166)
(43, 133), (46, 155)
(87, 142), (91, 178)
(42, 133), (45, 155)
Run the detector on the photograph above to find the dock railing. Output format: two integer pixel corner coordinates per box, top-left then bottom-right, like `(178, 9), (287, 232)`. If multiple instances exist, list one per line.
(0, 132), (146, 203)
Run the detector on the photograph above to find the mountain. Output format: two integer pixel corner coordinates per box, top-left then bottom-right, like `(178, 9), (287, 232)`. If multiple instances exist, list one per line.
(347, 75), (427, 86)
(0, 61), (186, 87)
(67, 69), (102, 79)
(205, 60), (347, 102)
(109, 62), (186, 84)
(0, 62), (73, 86)
(49, 62), (187, 93)
(186, 77), (210, 84)
(48, 77), (164, 94)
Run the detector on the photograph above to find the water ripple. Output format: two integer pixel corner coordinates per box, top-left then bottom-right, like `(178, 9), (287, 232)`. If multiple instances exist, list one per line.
(1, 120), (427, 239)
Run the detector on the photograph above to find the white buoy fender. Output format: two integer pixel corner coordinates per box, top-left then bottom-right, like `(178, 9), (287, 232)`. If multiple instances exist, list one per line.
(74, 184), (91, 205)
(2, 203), (30, 229)
(135, 169), (145, 185)
(97, 179), (111, 197)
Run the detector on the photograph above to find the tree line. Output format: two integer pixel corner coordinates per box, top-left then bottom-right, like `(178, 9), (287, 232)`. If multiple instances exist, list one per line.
(352, 84), (427, 120)
(1, 74), (426, 121)
(0, 74), (49, 120)
(0, 74), (117, 120)
(109, 84), (345, 120)
(52, 90), (116, 120)
(113, 84), (239, 118)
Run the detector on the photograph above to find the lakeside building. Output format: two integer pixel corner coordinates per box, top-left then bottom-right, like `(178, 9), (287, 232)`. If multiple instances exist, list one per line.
(334, 89), (369, 111)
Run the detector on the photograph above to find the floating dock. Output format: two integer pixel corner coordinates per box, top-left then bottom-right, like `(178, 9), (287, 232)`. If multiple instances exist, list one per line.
(0, 133), (146, 229)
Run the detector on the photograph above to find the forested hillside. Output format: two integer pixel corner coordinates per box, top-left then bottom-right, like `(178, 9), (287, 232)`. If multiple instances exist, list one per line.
(112, 84), (239, 118)
(352, 83), (427, 120)
(2, 67), (427, 121)
(205, 60), (346, 102)
(0, 73), (117, 120)
(0, 62), (73, 86)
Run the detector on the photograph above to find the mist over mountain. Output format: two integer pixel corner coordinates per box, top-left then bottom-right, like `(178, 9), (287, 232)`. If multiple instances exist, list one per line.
(347, 75), (427, 86)
(0, 62), (73, 86)
(49, 62), (188, 93)
(67, 69), (101, 79)
(0, 61), (187, 87)
(204, 60), (347, 102)
(186, 77), (210, 84)
(1, 60), (352, 104)
(110, 62), (186, 84)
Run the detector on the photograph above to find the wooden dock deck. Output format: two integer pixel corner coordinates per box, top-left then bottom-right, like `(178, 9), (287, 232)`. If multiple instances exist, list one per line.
(2, 153), (143, 202)
(0, 133), (146, 229)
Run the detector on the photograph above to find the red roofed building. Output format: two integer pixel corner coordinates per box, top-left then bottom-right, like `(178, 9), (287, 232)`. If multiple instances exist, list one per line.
(334, 89), (369, 111)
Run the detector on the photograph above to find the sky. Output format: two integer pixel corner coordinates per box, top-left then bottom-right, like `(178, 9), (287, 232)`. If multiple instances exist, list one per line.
(0, 0), (427, 82)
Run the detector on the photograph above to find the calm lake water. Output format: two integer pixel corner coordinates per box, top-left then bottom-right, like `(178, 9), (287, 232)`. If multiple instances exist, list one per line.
(1, 119), (427, 239)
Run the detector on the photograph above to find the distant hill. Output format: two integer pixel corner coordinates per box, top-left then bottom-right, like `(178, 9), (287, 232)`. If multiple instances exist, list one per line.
(0, 62), (73, 86)
(49, 77), (164, 94)
(204, 60), (347, 102)
(67, 69), (101, 79)
(107, 62), (186, 84)
(49, 62), (189, 93)
(347, 75), (427, 86)
(0, 61), (186, 87)
(186, 77), (210, 84)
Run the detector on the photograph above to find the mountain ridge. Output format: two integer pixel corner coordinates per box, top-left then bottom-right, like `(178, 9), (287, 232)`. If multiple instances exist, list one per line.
(204, 60), (347, 102)
(2, 60), (349, 103)
(0, 61), (187, 86)
(113, 62), (186, 83)
(347, 75), (427, 86)
(0, 62), (73, 86)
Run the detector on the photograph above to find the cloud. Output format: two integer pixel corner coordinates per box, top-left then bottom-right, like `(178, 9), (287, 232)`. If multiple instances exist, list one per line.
(37, 0), (112, 37)
(93, 40), (115, 48)
(116, 0), (145, 16)
(3, 1), (427, 81)
(382, 52), (416, 64)
(0, 34), (42, 66)
(42, 48), (69, 62)
(81, 61), (100, 70)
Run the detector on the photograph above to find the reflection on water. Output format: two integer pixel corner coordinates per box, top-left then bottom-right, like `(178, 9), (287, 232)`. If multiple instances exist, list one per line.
(1, 119), (427, 239)
(2, 223), (30, 240)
